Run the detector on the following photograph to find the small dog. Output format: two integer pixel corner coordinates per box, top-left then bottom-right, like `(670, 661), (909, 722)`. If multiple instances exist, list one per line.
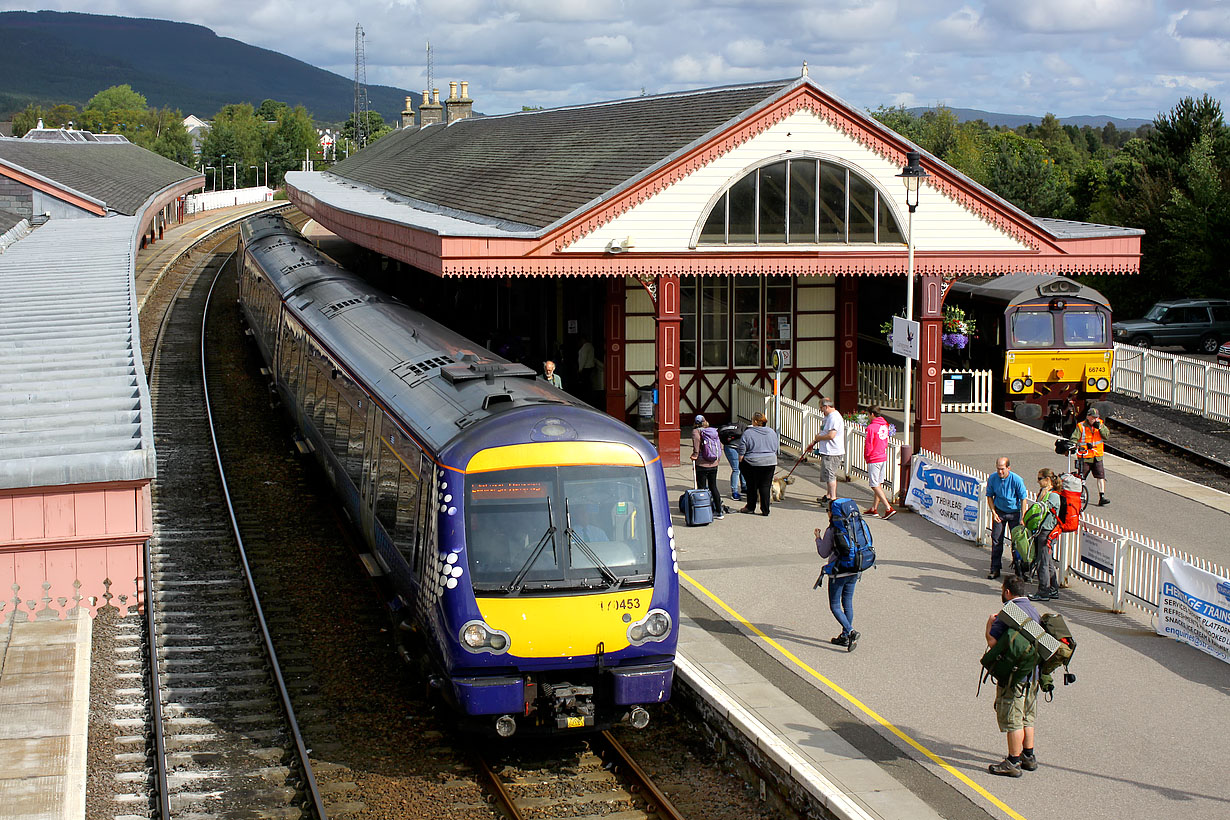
(770, 475), (795, 502)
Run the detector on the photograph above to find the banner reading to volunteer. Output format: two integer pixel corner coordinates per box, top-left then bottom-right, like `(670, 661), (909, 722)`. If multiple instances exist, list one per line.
(906, 455), (981, 541)
(1157, 556), (1230, 665)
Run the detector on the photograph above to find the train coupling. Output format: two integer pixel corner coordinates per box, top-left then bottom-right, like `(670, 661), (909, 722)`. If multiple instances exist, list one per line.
(541, 682), (596, 729)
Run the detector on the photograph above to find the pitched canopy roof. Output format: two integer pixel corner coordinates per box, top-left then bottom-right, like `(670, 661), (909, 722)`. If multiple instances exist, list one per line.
(330, 80), (792, 230)
(0, 138), (200, 216)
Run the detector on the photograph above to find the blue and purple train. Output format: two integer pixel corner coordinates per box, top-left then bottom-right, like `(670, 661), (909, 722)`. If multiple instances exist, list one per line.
(236, 213), (677, 735)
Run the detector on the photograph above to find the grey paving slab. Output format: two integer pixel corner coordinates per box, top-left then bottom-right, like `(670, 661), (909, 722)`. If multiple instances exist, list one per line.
(0, 702), (73, 739)
(0, 774), (63, 820)
(0, 645), (74, 676)
(0, 737), (71, 777)
(7, 619), (79, 646)
(668, 428), (1230, 820)
(0, 673), (72, 706)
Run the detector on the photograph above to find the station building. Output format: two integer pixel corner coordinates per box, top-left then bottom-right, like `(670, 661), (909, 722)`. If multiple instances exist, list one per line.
(286, 73), (1141, 466)
(0, 132), (201, 623)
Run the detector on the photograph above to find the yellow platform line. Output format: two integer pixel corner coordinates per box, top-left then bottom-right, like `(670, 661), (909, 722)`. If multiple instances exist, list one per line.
(681, 570), (1028, 820)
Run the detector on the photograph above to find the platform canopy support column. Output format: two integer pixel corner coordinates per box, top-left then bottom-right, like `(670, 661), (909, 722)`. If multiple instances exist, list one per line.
(917, 273), (944, 453)
(655, 274), (681, 466)
(837, 276), (859, 411)
(605, 277), (626, 419)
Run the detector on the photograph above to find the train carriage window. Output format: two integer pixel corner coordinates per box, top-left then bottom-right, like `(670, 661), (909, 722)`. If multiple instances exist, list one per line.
(333, 398), (354, 478)
(322, 380), (339, 445)
(345, 395), (366, 485)
(1010, 310), (1055, 348)
(1062, 311), (1106, 347)
(415, 458), (435, 567)
(374, 441), (402, 538)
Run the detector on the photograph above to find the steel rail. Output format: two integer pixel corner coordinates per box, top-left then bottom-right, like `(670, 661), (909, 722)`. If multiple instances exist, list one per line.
(595, 730), (687, 820)
(1105, 416), (1230, 475)
(473, 753), (526, 820)
(200, 258), (330, 820)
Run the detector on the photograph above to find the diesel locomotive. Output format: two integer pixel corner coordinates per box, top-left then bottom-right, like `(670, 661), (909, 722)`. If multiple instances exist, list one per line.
(946, 273), (1113, 432)
(236, 213), (678, 736)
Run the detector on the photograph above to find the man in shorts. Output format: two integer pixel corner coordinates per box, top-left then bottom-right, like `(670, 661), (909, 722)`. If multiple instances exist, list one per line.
(810, 397), (845, 507)
(1070, 406), (1110, 506)
(985, 576), (1042, 777)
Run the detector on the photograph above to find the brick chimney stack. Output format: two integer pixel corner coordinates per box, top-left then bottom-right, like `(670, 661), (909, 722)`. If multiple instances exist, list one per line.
(445, 80), (474, 125)
(419, 88), (443, 127)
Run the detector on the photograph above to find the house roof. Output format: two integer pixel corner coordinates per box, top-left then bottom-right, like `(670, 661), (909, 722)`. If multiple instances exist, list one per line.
(0, 207), (22, 234)
(330, 79), (793, 229)
(0, 138), (200, 215)
(0, 216), (156, 490)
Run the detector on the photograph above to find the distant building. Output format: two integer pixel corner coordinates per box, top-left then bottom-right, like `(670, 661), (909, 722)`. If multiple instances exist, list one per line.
(183, 114), (211, 155)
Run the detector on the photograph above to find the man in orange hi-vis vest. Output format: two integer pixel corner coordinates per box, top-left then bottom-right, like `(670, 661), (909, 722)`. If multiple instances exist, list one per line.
(1070, 407), (1110, 506)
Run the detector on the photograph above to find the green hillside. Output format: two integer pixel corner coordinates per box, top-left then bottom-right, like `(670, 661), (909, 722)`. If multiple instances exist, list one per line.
(0, 10), (415, 123)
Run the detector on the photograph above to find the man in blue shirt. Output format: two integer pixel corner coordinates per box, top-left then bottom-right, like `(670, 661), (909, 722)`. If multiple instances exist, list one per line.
(985, 457), (1028, 579)
(985, 577), (1042, 777)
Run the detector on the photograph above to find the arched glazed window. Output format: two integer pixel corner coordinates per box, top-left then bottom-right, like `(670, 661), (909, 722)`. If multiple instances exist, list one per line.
(697, 158), (905, 246)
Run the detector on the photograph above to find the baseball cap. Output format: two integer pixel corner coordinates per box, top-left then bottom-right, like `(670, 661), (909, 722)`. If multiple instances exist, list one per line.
(1086, 407), (1100, 418)
(694, 414), (706, 424)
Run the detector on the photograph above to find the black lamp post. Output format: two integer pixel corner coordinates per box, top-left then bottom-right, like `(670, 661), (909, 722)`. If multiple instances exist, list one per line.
(895, 150), (930, 451)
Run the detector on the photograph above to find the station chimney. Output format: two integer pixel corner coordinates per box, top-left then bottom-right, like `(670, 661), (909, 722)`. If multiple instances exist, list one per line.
(419, 88), (443, 127)
(445, 80), (474, 125)
(401, 96), (417, 130)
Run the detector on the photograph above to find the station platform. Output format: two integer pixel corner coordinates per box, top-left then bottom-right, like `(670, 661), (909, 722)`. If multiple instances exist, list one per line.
(667, 411), (1229, 820)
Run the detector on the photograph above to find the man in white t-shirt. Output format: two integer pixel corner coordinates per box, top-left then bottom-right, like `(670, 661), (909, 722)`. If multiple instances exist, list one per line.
(809, 396), (845, 507)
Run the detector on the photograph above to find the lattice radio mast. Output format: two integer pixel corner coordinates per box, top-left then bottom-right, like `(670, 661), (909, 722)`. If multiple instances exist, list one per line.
(426, 40), (434, 98)
(353, 24), (371, 149)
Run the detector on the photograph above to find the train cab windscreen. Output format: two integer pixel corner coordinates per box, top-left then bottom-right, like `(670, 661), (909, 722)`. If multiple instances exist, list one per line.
(465, 466), (653, 593)
(1010, 310), (1055, 348)
(1062, 310), (1107, 347)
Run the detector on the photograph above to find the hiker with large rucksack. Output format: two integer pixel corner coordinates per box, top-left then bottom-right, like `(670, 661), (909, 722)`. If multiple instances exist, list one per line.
(1008, 468), (1062, 586)
(813, 498), (876, 652)
(689, 415), (725, 521)
(1028, 470), (1063, 601)
(980, 577), (1078, 777)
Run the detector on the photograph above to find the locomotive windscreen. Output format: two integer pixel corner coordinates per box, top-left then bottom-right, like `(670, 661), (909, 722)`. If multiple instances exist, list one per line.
(465, 466), (653, 592)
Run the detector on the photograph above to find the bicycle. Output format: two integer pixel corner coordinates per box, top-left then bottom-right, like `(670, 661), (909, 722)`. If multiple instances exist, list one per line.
(1053, 439), (1090, 512)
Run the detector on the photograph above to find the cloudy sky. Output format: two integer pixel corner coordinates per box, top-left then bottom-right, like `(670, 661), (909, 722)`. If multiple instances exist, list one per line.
(6, 0), (1229, 119)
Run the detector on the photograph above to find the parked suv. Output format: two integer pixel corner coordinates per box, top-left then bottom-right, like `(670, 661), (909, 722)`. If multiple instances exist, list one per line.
(1112, 298), (1230, 353)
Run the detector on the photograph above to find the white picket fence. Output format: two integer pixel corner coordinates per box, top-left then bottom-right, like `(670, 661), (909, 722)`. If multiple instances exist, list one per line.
(911, 446), (1229, 618)
(1111, 343), (1230, 424)
(185, 186), (275, 214)
(729, 381), (905, 498)
(857, 363), (993, 413)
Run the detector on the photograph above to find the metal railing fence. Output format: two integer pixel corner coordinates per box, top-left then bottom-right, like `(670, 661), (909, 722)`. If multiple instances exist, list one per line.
(1111, 343), (1230, 424)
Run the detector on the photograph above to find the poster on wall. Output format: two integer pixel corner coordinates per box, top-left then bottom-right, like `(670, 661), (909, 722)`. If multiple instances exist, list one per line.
(905, 455), (981, 541)
(1157, 557), (1230, 665)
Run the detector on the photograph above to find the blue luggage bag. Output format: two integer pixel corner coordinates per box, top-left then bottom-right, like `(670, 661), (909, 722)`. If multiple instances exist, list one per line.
(679, 488), (714, 526)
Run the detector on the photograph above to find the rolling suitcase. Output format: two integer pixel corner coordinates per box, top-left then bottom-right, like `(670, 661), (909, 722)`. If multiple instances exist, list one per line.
(678, 464), (714, 526)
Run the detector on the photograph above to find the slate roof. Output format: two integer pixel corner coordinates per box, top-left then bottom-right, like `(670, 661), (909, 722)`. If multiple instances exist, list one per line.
(0, 138), (200, 215)
(0, 216), (156, 489)
(1031, 217), (1144, 239)
(0, 207), (21, 234)
(330, 80), (793, 229)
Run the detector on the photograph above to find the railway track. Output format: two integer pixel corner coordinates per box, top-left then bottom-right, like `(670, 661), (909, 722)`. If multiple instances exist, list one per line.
(473, 732), (685, 820)
(1105, 415), (1230, 494)
(117, 231), (326, 819)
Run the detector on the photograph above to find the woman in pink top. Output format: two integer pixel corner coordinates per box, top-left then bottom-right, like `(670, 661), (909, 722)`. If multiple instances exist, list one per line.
(864, 406), (896, 519)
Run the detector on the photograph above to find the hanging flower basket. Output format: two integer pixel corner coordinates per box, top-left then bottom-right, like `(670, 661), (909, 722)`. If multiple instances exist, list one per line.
(942, 306), (976, 350)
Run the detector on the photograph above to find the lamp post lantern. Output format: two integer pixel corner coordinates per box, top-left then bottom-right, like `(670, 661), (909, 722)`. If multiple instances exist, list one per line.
(895, 150), (929, 453)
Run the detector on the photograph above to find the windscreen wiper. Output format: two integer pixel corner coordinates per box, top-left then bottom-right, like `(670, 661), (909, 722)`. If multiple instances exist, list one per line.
(564, 498), (619, 588)
(507, 496), (557, 592)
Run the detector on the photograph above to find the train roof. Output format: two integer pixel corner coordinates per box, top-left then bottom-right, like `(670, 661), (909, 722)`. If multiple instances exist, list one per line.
(242, 215), (645, 457)
(947, 273), (1109, 309)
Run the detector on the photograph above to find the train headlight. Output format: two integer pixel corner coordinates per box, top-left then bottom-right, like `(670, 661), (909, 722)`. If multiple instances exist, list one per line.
(459, 620), (510, 654)
(627, 609), (673, 645)
(1095, 377), (1109, 391)
(1011, 378), (1026, 393)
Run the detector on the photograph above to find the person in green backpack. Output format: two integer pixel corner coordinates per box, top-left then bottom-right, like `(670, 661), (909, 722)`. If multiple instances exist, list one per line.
(984, 577), (1043, 777)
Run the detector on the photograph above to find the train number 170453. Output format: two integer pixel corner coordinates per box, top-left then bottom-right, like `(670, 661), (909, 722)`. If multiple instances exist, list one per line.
(599, 597), (642, 612)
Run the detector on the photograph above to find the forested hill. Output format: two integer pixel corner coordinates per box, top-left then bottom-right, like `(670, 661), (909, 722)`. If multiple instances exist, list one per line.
(0, 10), (412, 123)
